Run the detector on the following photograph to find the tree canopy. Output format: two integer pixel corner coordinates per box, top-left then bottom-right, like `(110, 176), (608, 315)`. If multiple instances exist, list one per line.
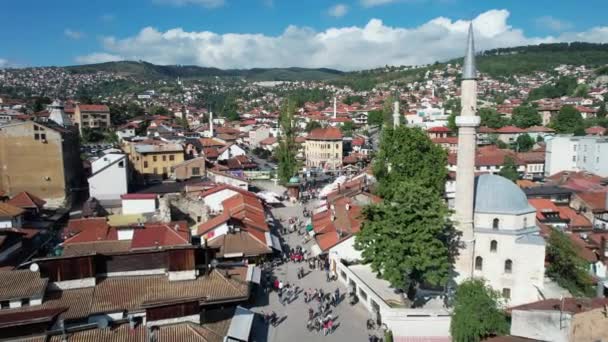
(367, 110), (384, 127)
(478, 108), (509, 129)
(373, 126), (447, 200)
(498, 156), (519, 182)
(546, 229), (595, 297)
(552, 105), (584, 134)
(276, 100), (298, 183)
(340, 121), (355, 137)
(450, 278), (509, 342)
(515, 133), (534, 152)
(511, 105), (542, 128)
(304, 120), (322, 133)
(355, 180), (454, 301)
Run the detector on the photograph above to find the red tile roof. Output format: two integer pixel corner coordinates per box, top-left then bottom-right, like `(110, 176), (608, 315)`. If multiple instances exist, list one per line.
(448, 146), (522, 167)
(510, 298), (608, 314)
(259, 137), (277, 145)
(313, 197), (365, 251)
(495, 125), (526, 134)
(526, 125), (555, 133)
(528, 198), (564, 221)
(427, 126), (451, 133)
(577, 192), (608, 212)
(130, 221), (190, 249)
(77, 104), (109, 112)
(307, 127), (343, 141)
(586, 126), (606, 136)
(7, 192), (46, 210)
(63, 218), (116, 243)
(0, 203), (26, 218)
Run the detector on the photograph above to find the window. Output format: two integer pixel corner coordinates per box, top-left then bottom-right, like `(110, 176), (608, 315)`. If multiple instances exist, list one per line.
(162, 167), (167, 174)
(0, 300), (8, 309)
(573, 145), (577, 151)
(573, 156), (577, 162)
(492, 218), (500, 230)
(34, 133), (40, 140)
(40, 134), (46, 141)
(502, 288), (511, 299)
(153, 168), (158, 174)
(144, 161), (148, 168)
(475, 256), (483, 270)
(162, 155), (166, 161)
(118, 161), (124, 168)
(192, 167), (200, 176)
(21, 298), (29, 307)
(490, 240), (497, 252)
(359, 289), (368, 301)
(153, 156), (157, 162)
(34, 125), (39, 131)
(504, 259), (513, 273)
(523, 217), (528, 228)
(170, 155), (175, 161)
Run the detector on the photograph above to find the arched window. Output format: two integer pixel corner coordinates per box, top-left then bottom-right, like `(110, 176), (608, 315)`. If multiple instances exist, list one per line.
(492, 218), (500, 230)
(505, 259), (513, 273)
(475, 256), (483, 271)
(490, 240), (498, 252)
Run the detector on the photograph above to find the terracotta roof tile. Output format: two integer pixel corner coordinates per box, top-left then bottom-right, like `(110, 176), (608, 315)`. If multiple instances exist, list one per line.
(0, 202), (25, 218)
(307, 127), (342, 141)
(7, 192), (46, 209)
(0, 270), (48, 301)
(77, 104), (109, 112)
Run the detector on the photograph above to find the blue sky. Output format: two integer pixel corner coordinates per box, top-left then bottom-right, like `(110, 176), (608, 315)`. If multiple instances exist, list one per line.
(1, 0), (607, 70)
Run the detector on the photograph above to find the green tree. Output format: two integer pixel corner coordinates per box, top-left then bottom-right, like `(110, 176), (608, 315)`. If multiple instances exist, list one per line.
(515, 133), (534, 152)
(478, 108), (509, 129)
(367, 110), (384, 126)
(340, 121), (355, 137)
(355, 181), (454, 302)
(552, 105), (584, 134)
(597, 103), (606, 118)
(546, 230), (595, 297)
(343, 95), (364, 105)
(276, 100), (298, 183)
(80, 127), (105, 143)
(149, 105), (169, 116)
(373, 126), (447, 200)
(511, 105), (541, 128)
(573, 84), (589, 98)
(498, 156), (519, 182)
(450, 278), (509, 342)
(445, 98), (462, 132)
(305, 120), (322, 133)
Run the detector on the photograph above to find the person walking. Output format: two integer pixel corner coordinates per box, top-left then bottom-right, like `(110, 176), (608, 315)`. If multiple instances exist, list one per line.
(308, 307), (314, 321)
(328, 319), (334, 334)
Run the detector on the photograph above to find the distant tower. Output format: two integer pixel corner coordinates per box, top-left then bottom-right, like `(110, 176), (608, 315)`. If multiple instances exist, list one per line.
(333, 97), (337, 119)
(392, 100), (400, 128)
(453, 23), (480, 281)
(48, 100), (72, 126)
(208, 111), (214, 138)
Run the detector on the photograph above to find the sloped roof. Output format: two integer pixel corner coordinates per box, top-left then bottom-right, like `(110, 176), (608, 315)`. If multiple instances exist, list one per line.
(0, 202), (25, 219)
(0, 270), (48, 301)
(7, 192), (46, 210)
(77, 104), (109, 112)
(307, 127), (342, 141)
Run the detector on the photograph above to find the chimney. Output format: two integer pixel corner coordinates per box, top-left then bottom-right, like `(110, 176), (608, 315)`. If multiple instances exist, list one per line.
(209, 111), (214, 137)
(333, 97), (337, 119)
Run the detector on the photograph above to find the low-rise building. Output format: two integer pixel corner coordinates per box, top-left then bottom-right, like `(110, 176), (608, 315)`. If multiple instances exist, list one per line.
(88, 152), (129, 202)
(74, 104), (111, 132)
(123, 141), (185, 181)
(305, 127), (343, 170)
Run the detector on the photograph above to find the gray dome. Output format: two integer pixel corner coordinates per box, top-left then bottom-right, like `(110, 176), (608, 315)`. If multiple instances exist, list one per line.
(474, 174), (535, 215)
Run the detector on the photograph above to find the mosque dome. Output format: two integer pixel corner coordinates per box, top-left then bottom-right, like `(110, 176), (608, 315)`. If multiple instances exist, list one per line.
(474, 174), (535, 215)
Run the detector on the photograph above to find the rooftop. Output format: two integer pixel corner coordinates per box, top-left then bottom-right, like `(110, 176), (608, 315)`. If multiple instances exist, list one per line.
(307, 127), (343, 141)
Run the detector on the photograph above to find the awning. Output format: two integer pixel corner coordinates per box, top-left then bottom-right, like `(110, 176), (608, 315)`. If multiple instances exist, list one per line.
(225, 306), (255, 342)
(270, 234), (283, 252)
(310, 244), (323, 257)
(246, 265), (262, 284)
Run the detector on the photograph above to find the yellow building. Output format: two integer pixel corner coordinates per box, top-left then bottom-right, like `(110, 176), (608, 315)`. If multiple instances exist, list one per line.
(304, 127), (343, 170)
(123, 141), (185, 180)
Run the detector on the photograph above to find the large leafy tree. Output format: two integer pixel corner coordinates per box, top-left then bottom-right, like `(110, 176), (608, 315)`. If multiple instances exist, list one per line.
(276, 100), (298, 184)
(511, 105), (542, 128)
(498, 156), (519, 182)
(373, 126), (447, 200)
(450, 278), (509, 342)
(479, 108), (509, 129)
(546, 230), (595, 297)
(515, 133), (534, 152)
(340, 121), (355, 137)
(552, 105), (584, 134)
(305, 120), (322, 133)
(367, 110), (384, 126)
(355, 181), (455, 302)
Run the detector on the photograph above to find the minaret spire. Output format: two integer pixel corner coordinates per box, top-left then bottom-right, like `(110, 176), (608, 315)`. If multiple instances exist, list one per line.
(453, 22), (480, 282)
(462, 23), (477, 80)
(392, 100), (400, 128)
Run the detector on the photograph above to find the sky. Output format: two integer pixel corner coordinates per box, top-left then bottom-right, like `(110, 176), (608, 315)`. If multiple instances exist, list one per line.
(1, 0), (607, 71)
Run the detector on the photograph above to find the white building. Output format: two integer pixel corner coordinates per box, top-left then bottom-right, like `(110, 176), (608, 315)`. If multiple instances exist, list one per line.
(453, 25), (546, 306)
(248, 125), (271, 148)
(217, 144), (247, 161)
(88, 153), (129, 201)
(121, 194), (157, 215)
(545, 135), (608, 177)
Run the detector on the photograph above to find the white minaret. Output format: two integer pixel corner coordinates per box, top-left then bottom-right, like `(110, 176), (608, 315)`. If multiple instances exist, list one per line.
(453, 23), (480, 282)
(48, 100), (72, 126)
(392, 100), (400, 128)
(333, 97), (337, 119)
(208, 111), (214, 137)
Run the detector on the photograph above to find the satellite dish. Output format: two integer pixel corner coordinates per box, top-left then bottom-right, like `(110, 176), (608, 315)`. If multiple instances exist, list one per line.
(97, 317), (109, 329)
(210, 259), (219, 269)
(29, 263), (39, 272)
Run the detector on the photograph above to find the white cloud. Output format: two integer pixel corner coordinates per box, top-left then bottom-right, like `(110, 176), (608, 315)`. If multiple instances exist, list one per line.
(360, 0), (399, 7)
(536, 16), (573, 32)
(64, 29), (85, 40)
(154, 0), (225, 8)
(76, 9), (608, 71)
(328, 4), (349, 18)
(76, 53), (123, 64)
(0, 58), (8, 68)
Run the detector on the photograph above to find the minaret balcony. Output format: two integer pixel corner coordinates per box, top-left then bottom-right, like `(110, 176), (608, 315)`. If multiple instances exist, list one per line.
(455, 116), (480, 128)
